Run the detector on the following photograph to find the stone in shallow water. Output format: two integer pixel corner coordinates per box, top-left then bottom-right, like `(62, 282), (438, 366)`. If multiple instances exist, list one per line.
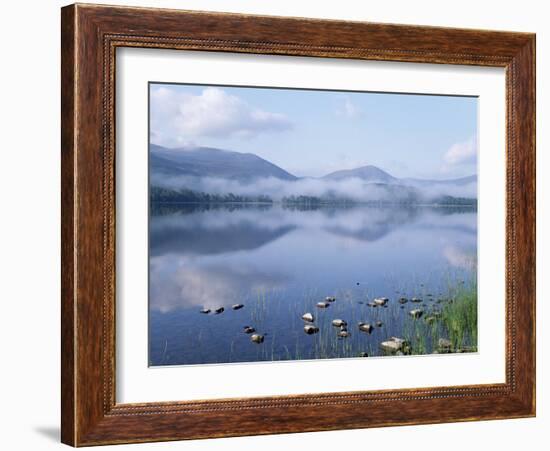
(232, 304), (244, 310)
(304, 324), (319, 335)
(302, 312), (314, 323)
(332, 319), (347, 328)
(358, 322), (373, 334)
(409, 309), (423, 319)
(380, 337), (410, 354)
(250, 334), (264, 344)
(374, 297), (389, 306)
(438, 338), (452, 351)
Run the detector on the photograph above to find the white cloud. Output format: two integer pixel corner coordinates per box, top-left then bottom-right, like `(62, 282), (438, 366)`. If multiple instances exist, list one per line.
(443, 137), (477, 168)
(150, 86), (292, 146)
(337, 97), (362, 118)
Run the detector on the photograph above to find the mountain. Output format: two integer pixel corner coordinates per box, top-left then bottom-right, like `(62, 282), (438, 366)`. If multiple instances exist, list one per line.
(323, 165), (397, 183)
(323, 165), (476, 187)
(150, 144), (297, 181)
(402, 174), (477, 186)
(149, 144), (476, 204)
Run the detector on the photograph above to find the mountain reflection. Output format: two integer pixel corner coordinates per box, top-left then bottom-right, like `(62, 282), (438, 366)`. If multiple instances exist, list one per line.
(150, 204), (477, 257)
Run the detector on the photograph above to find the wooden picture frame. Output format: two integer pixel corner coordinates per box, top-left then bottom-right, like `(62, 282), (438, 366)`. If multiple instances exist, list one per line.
(61, 3), (535, 446)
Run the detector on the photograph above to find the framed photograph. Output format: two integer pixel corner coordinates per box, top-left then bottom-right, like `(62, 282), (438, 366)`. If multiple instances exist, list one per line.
(61, 3), (536, 446)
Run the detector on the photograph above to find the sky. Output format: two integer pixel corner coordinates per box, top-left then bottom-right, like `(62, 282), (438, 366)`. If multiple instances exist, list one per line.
(149, 83), (477, 180)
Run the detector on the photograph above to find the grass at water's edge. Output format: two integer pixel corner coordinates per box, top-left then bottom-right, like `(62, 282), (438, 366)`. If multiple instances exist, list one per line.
(404, 279), (478, 356)
(440, 282), (478, 352)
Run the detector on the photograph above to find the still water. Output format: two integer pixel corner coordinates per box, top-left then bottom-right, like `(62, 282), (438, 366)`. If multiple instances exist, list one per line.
(149, 204), (477, 366)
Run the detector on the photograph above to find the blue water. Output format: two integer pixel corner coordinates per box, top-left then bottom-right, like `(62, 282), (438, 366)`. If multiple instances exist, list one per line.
(149, 204), (477, 366)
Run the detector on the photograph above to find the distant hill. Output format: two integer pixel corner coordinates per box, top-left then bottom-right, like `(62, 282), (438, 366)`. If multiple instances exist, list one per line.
(323, 165), (397, 183)
(149, 144), (477, 205)
(324, 164), (476, 187)
(150, 144), (297, 181)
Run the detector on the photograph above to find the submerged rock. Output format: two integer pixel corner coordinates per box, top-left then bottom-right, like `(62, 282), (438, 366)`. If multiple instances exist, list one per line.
(304, 324), (319, 335)
(374, 297), (389, 306)
(332, 319), (347, 328)
(358, 322), (374, 334)
(232, 304), (244, 310)
(438, 338), (452, 352)
(302, 312), (315, 323)
(380, 337), (411, 354)
(316, 301), (330, 309)
(325, 296), (336, 303)
(199, 308), (211, 314)
(409, 309), (423, 319)
(214, 307), (225, 314)
(250, 334), (264, 344)
(243, 326), (256, 334)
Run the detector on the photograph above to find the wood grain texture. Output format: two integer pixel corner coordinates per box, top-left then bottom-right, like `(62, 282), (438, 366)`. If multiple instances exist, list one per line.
(60, 3), (536, 446)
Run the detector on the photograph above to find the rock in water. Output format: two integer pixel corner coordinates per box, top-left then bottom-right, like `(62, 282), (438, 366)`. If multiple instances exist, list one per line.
(358, 322), (373, 334)
(232, 304), (244, 310)
(250, 334), (264, 344)
(380, 337), (410, 354)
(304, 324), (319, 335)
(409, 309), (423, 319)
(199, 308), (211, 314)
(373, 297), (389, 306)
(243, 326), (256, 334)
(316, 301), (330, 309)
(438, 338), (452, 352)
(214, 307), (224, 314)
(302, 313), (314, 323)
(331, 319), (347, 328)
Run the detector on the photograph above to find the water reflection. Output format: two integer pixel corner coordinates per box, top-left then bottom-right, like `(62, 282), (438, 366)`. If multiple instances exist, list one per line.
(149, 204), (477, 365)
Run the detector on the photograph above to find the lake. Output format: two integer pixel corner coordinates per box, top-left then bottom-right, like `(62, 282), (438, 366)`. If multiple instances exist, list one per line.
(149, 203), (477, 366)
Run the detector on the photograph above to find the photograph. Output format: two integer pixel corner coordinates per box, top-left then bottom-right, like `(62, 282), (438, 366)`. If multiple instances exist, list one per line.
(148, 83), (479, 366)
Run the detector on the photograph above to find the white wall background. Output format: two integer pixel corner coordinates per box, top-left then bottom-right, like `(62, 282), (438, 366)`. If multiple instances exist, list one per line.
(0, 0), (546, 449)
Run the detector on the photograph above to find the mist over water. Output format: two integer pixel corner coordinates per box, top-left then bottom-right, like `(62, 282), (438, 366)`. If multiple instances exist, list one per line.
(151, 174), (478, 202)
